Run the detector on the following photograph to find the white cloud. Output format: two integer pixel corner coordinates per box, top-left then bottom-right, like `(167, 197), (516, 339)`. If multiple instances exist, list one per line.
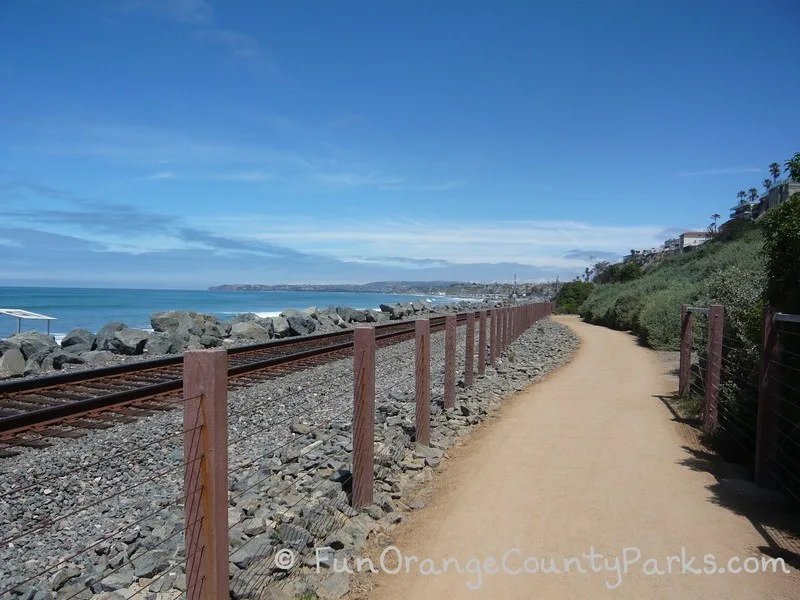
(145, 171), (176, 180)
(144, 170), (271, 182)
(190, 216), (667, 270)
(194, 29), (278, 74)
(314, 172), (405, 188)
(678, 167), (761, 177)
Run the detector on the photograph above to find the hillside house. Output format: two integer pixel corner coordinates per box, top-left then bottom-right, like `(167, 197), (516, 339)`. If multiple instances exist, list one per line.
(679, 231), (713, 250)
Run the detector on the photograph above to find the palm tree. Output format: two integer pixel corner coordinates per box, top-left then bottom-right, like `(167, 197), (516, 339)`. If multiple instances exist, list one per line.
(737, 190), (747, 204)
(763, 178), (773, 192)
(770, 162), (781, 182)
(748, 187), (759, 203)
(785, 152), (800, 182)
(710, 213), (721, 233)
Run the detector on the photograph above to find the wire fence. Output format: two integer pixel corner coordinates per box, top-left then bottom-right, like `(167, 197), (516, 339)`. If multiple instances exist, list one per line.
(0, 393), (203, 599)
(678, 305), (800, 505)
(0, 303), (553, 599)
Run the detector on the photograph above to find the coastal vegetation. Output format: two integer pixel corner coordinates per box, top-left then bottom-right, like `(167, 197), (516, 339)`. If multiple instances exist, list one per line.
(577, 152), (800, 499)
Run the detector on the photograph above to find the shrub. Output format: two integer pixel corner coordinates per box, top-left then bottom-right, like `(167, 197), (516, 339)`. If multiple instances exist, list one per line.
(579, 229), (764, 349)
(554, 281), (594, 314)
(763, 192), (800, 312)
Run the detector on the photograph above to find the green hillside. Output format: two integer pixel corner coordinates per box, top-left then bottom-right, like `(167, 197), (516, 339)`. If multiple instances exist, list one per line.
(579, 222), (765, 351)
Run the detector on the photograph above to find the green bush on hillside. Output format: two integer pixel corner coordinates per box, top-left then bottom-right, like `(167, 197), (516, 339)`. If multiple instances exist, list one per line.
(554, 281), (594, 314)
(579, 228), (764, 350)
(763, 193), (800, 313)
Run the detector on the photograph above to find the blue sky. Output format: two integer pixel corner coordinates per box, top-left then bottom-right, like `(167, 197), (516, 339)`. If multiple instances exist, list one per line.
(1, 0), (798, 288)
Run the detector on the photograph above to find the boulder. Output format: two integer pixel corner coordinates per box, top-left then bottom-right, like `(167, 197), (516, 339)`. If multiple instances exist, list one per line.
(110, 328), (149, 355)
(0, 347), (25, 378)
(152, 311), (231, 350)
(94, 322), (127, 351)
(230, 321), (271, 341)
(144, 331), (177, 355)
(49, 350), (85, 370)
(0, 339), (21, 355)
(151, 310), (196, 334)
(23, 358), (41, 376)
(60, 328), (96, 353)
(335, 306), (357, 322)
(227, 312), (260, 325)
(271, 316), (292, 338)
(7, 331), (58, 360)
(286, 313), (316, 336)
(349, 310), (368, 323)
(28, 348), (54, 365)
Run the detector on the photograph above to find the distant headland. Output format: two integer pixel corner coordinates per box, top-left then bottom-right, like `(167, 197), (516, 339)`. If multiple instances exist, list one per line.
(209, 281), (559, 298)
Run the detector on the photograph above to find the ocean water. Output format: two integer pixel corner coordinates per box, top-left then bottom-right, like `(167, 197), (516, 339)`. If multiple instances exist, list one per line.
(0, 287), (463, 339)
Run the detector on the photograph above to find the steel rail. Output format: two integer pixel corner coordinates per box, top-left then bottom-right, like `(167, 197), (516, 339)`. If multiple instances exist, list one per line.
(0, 311), (476, 436)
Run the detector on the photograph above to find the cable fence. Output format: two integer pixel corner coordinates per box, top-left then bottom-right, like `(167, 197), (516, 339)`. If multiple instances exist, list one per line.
(678, 305), (800, 504)
(0, 302), (554, 599)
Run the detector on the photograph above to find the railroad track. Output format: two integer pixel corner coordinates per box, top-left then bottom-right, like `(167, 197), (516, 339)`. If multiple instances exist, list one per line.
(0, 312), (473, 455)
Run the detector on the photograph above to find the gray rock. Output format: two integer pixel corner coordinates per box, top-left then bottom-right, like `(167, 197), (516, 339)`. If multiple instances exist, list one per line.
(231, 321), (271, 341)
(229, 533), (275, 569)
(98, 568), (135, 592)
(51, 565), (81, 591)
(316, 572), (351, 599)
(278, 523), (314, 549)
(23, 358), (41, 376)
(7, 331), (58, 360)
(93, 322), (127, 351)
(150, 310), (196, 334)
(281, 309), (317, 336)
(271, 316), (292, 338)
(109, 328), (148, 355)
(49, 350), (85, 370)
(0, 347), (25, 378)
(78, 350), (117, 366)
(60, 329), (96, 351)
(0, 339), (21, 355)
(144, 331), (176, 355)
(132, 550), (170, 578)
(334, 306), (357, 322)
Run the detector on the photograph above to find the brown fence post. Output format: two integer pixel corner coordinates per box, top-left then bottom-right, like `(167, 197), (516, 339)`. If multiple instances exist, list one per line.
(755, 307), (782, 486)
(415, 319), (431, 446)
(489, 309), (497, 366)
(500, 307), (505, 353)
(465, 312), (475, 387)
(478, 310), (487, 375)
(679, 305), (693, 397)
(184, 349), (229, 600)
(444, 314), (457, 409)
(703, 305), (724, 431)
(352, 326), (375, 508)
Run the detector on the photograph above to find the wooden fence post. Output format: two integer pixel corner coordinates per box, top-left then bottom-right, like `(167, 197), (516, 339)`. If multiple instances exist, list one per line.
(489, 309), (497, 366)
(679, 305), (693, 397)
(184, 349), (229, 600)
(352, 326), (375, 508)
(465, 312), (475, 387)
(703, 305), (724, 431)
(444, 314), (457, 409)
(415, 319), (431, 446)
(755, 307), (782, 486)
(500, 307), (506, 353)
(478, 310), (487, 375)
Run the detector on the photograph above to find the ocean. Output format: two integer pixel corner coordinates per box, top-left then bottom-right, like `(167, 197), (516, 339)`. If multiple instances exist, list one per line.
(0, 287), (466, 340)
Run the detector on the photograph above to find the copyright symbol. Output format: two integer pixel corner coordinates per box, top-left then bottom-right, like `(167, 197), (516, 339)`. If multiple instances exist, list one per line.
(274, 548), (296, 570)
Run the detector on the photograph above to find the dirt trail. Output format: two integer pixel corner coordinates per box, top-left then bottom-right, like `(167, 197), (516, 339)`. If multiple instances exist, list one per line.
(363, 316), (798, 599)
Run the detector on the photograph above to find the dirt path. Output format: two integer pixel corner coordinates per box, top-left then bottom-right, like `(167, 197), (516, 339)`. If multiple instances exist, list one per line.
(362, 316), (798, 599)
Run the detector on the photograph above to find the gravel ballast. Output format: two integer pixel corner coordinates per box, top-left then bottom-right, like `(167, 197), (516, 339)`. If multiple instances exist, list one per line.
(0, 318), (577, 599)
